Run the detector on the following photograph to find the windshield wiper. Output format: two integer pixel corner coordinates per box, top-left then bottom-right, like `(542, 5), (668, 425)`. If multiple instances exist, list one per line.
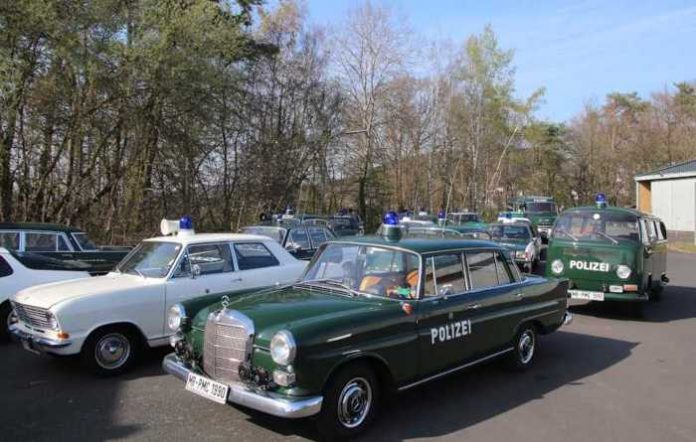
(300, 279), (360, 296)
(595, 231), (619, 245)
(555, 228), (579, 241)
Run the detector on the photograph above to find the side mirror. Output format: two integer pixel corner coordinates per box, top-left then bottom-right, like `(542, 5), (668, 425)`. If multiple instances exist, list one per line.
(191, 264), (201, 279)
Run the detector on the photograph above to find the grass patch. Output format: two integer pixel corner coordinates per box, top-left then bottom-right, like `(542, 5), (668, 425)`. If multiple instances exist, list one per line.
(668, 241), (696, 253)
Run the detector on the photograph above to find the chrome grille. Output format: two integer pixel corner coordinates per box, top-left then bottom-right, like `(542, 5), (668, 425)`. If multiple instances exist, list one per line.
(12, 302), (51, 329)
(203, 310), (254, 384)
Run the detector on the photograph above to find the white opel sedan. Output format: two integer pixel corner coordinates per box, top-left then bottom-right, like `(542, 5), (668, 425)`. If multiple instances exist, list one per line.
(10, 230), (307, 375)
(0, 248), (91, 341)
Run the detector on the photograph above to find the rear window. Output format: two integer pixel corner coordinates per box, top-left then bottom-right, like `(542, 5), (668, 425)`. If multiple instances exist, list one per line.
(234, 242), (279, 270)
(0, 256), (13, 277)
(466, 251), (499, 289)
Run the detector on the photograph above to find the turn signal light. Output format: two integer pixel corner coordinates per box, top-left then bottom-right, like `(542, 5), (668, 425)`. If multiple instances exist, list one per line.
(623, 284), (638, 292)
(57, 332), (70, 339)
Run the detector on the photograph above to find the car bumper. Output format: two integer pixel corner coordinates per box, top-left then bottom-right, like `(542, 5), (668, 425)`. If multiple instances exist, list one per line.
(562, 311), (573, 326)
(10, 324), (72, 354)
(162, 354), (323, 419)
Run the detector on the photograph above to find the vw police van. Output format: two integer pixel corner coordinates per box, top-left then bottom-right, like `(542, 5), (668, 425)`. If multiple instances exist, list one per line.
(546, 194), (668, 315)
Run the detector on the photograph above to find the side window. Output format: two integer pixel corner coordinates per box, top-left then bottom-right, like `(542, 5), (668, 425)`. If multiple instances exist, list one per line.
(307, 227), (328, 247)
(659, 222), (667, 240)
(288, 228), (310, 250)
(234, 242), (280, 270)
(466, 251), (499, 289)
(639, 220), (650, 246)
(653, 220), (664, 240)
(187, 243), (234, 275)
(495, 251), (513, 284)
(57, 235), (71, 251)
(0, 232), (19, 249)
(25, 233), (59, 252)
(0, 256), (13, 277)
(645, 219), (657, 241)
(423, 254), (466, 297)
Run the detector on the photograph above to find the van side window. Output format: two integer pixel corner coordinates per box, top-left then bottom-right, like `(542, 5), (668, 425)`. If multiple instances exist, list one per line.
(466, 251), (499, 289)
(653, 220), (664, 240)
(0, 256), (13, 277)
(659, 222), (667, 240)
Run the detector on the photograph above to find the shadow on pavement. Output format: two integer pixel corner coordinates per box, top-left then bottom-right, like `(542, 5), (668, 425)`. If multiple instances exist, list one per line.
(569, 285), (696, 323)
(236, 331), (636, 441)
(0, 343), (171, 441)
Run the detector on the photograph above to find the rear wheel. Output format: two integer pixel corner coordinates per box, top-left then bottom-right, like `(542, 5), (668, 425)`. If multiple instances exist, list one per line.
(81, 326), (140, 376)
(0, 301), (15, 342)
(316, 362), (380, 440)
(506, 324), (537, 371)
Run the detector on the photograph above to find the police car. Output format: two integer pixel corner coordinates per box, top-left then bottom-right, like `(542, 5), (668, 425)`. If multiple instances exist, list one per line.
(10, 217), (307, 375)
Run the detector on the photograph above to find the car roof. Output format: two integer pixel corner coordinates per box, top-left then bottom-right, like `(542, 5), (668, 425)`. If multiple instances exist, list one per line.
(562, 205), (646, 218)
(0, 222), (83, 233)
(332, 235), (502, 254)
(144, 233), (274, 245)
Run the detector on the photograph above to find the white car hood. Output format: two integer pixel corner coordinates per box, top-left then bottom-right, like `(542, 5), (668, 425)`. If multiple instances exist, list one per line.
(13, 272), (161, 310)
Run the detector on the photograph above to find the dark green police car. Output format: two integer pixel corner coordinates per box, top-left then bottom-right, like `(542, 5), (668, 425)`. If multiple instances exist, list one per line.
(163, 220), (571, 439)
(546, 194), (668, 316)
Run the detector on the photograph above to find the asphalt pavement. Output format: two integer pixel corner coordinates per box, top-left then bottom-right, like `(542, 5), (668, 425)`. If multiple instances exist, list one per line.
(2, 252), (696, 441)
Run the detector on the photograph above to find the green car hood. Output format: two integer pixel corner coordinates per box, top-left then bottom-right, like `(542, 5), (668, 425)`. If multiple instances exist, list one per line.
(191, 285), (390, 347)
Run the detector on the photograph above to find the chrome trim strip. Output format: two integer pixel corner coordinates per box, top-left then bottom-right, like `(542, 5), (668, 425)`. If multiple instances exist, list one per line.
(163, 354), (323, 419)
(397, 347), (514, 392)
(327, 333), (352, 343)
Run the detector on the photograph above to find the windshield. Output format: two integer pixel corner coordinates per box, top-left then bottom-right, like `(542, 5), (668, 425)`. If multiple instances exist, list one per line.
(116, 241), (182, 278)
(525, 202), (556, 213)
(489, 225), (531, 241)
(72, 232), (98, 251)
(449, 214), (479, 223)
(302, 243), (420, 299)
(241, 226), (286, 244)
(553, 211), (640, 242)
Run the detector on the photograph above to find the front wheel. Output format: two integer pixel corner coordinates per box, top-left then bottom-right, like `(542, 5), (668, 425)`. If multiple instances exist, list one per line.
(316, 362), (380, 440)
(81, 326), (140, 376)
(506, 324), (537, 371)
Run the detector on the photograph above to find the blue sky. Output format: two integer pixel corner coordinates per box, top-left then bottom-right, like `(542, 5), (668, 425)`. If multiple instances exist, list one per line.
(305, 0), (696, 122)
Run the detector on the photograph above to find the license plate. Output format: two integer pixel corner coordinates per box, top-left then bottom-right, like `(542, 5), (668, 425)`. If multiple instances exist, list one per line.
(21, 338), (40, 355)
(569, 290), (605, 301)
(185, 373), (229, 405)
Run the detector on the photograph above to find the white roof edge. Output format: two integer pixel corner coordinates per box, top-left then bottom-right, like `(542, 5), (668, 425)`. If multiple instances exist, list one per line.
(634, 171), (696, 182)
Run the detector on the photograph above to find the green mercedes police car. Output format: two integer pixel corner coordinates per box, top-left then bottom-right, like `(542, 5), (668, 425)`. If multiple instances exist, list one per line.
(163, 214), (572, 439)
(546, 194), (668, 316)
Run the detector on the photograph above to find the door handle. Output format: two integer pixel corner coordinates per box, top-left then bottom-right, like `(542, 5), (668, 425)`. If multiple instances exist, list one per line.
(514, 293), (525, 300)
(465, 303), (481, 310)
(230, 278), (243, 283)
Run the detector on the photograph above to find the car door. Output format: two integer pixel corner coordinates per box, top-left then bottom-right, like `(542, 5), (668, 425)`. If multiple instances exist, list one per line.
(164, 242), (239, 334)
(417, 252), (483, 375)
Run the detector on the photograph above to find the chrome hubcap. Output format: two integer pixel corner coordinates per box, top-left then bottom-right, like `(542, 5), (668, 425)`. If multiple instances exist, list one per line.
(518, 330), (535, 364)
(95, 333), (131, 370)
(337, 377), (372, 429)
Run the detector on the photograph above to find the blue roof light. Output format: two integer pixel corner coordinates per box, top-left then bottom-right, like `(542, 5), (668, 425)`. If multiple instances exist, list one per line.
(437, 210), (446, 219)
(383, 211), (399, 226)
(179, 216), (193, 230)
(595, 193), (607, 207)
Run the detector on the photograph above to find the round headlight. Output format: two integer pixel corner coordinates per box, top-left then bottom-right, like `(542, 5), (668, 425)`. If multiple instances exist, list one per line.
(616, 265), (631, 279)
(167, 304), (186, 331)
(551, 259), (564, 275)
(270, 330), (296, 365)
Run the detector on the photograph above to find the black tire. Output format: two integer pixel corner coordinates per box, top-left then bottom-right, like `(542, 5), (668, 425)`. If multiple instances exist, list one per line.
(316, 362), (380, 441)
(80, 325), (140, 376)
(506, 323), (538, 371)
(0, 301), (14, 343)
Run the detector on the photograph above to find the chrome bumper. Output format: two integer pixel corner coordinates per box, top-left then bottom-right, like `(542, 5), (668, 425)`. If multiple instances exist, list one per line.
(162, 354), (323, 419)
(10, 324), (71, 352)
(562, 311), (573, 326)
